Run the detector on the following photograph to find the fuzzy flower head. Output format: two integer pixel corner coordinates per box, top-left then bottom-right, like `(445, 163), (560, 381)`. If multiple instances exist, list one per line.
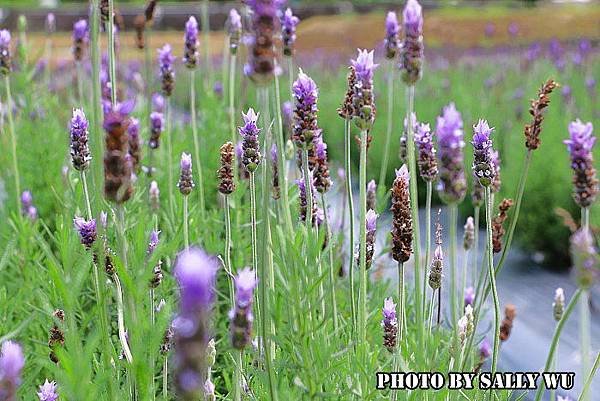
(351, 49), (378, 84)
(570, 229), (599, 289)
(73, 19), (88, 42)
(174, 247), (219, 317)
(565, 120), (597, 208)
(291, 70), (321, 149)
(292, 71), (318, 110)
(415, 122), (438, 181)
(148, 230), (160, 255)
(183, 16), (199, 69)
(177, 153), (195, 195)
(0, 29), (11, 75)
(230, 267), (257, 350)
(239, 108), (262, 172)
(0, 340), (24, 386)
(70, 108), (91, 171)
(464, 286), (475, 307)
(366, 209), (378, 233)
(282, 8), (300, 57)
(227, 9), (242, 54)
(384, 11), (400, 59)
(235, 267), (257, 308)
(479, 338), (492, 359)
(158, 44), (176, 96)
(381, 297), (398, 352)
(553, 287), (565, 321)
(436, 103), (467, 204)
(403, 0), (423, 36)
(472, 119), (496, 187)
(158, 44), (175, 69)
(73, 217), (97, 248)
(37, 380), (58, 401)
(152, 93), (165, 112)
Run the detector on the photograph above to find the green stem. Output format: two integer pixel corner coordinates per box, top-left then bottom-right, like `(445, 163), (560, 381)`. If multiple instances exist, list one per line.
(5, 75), (20, 207)
(201, 0), (211, 87)
(358, 129), (368, 346)
(344, 119), (356, 336)
(287, 57), (294, 102)
(580, 289), (591, 401)
(229, 53), (237, 149)
(273, 68), (294, 235)
(578, 351), (600, 401)
(450, 204), (458, 326)
(233, 350), (244, 401)
(472, 206), (480, 285)
(378, 60), (394, 188)
(321, 193), (339, 332)
(398, 262), (405, 342)
(485, 187), (500, 377)
(405, 85), (423, 347)
(249, 173), (258, 285)
(550, 340), (558, 401)
(224, 195), (234, 304)
(258, 86), (278, 401)
(113, 273), (133, 363)
(81, 172), (93, 220)
(76, 61), (85, 106)
(89, 0), (103, 208)
(162, 356), (168, 400)
(534, 288), (583, 401)
(190, 69), (206, 220)
(183, 195), (189, 249)
(165, 98), (175, 219)
(422, 181), (432, 319)
(107, 0), (117, 107)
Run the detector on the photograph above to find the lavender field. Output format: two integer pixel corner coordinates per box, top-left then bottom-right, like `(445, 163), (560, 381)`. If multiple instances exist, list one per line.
(0, 1), (598, 400)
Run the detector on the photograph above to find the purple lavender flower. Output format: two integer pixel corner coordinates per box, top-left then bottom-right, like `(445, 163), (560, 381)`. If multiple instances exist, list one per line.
(464, 286), (475, 307)
(428, 244), (443, 290)
(384, 11), (400, 59)
(0, 29), (12, 75)
(72, 19), (89, 60)
(366, 179), (377, 211)
(20, 190), (37, 221)
(183, 16), (199, 69)
(149, 111), (164, 149)
(381, 297), (398, 352)
(204, 378), (216, 401)
(463, 216), (474, 250)
(479, 338), (492, 359)
(364, 209), (378, 268)
(227, 9), (242, 55)
(244, 0), (280, 83)
(313, 135), (331, 193)
(148, 230), (160, 255)
(415, 122), (438, 181)
(213, 81), (223, 98)
(508, 22), (519, 37)
(100, 211), (108, 228)
(484, 22), (495, 38)
(472, 119), (496, 187)
(46, 14), (56, 34)
(158, 44), (175, 96)
(296, 175), (320, 226)
(282, 8), (299, 57)
(282, 100), (293, 135)
(74, 217), (97, 248)
(570, 229), (598, 289)
(230, 267), (257, 350)
(400, 0), (424, 85)
(128, 118), (141, 172)
(37, 380), (58, 401)
(149, 181), (160, 211)
(70, 108), (91, 171)
(173, 247), (219, 400)
(0, 340), (24, 401)
(177, 152), (195, 195)
(565, 120), (597, 208)
(585, 77), (596, 95)
(436, 103), (467, 204)
(152, 93), (165, 113)
(239, 108), (262, 173)
(292, 70), (320, 149)
(350, 49), (378, 130)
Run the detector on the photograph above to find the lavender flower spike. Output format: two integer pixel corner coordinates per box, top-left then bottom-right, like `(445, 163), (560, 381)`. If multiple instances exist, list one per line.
(391, 165), (412, 263)
(366, 179), (377, 211)
(351, 49), (378, 130)
(183, 16), (199, 69)
(37, 380), (58, 401)
(173, 247), (219, 400)
(227, 9), (242, 55)
(569, 228), (598, 289)
(230, 267), (257, 350)
(313, 135), (331, 193)
(415, 121), (438, 181)
(21, 190), (38, 220)
(177, 152), (195, 195)
(292, 70), (319, 149)
(464, 286), (475, 307)
(472, 119), (496, 187)
(72, 19), (89, 62)
(74, 217), (97, 248)
(148, 230), (160, 255)
(244, 0), (279, 84)
(0, 340), (24, 401)
(239, 108), (262, 173)
(400, 0), (424, 85)
(70, 108), (91, 171)
(436, 103), (467, 204)
(382, 297), (398, 352)
(364, 209), (378, 269)
(0, 30), (12, 75)
(158, 44), (176, 97)
(282, 8), (300, 57)
(149, 111), (164, 149)
(384, 11), (400, 59)
(565, 120), (597, 208)
(553, 287), (564, 322)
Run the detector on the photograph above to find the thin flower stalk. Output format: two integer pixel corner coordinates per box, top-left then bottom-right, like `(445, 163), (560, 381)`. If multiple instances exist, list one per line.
(3, 73), (20, 207)
(534, 288), (583, 401)
(578, 351), (600, 401)
(484, 186), (500, 375)
(344, 118), (357, 335)
(321, 193), (339, 332)
(107, 0), (117, 106)
(378, 60), (395, 189)
(189, 70), (206, 219)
